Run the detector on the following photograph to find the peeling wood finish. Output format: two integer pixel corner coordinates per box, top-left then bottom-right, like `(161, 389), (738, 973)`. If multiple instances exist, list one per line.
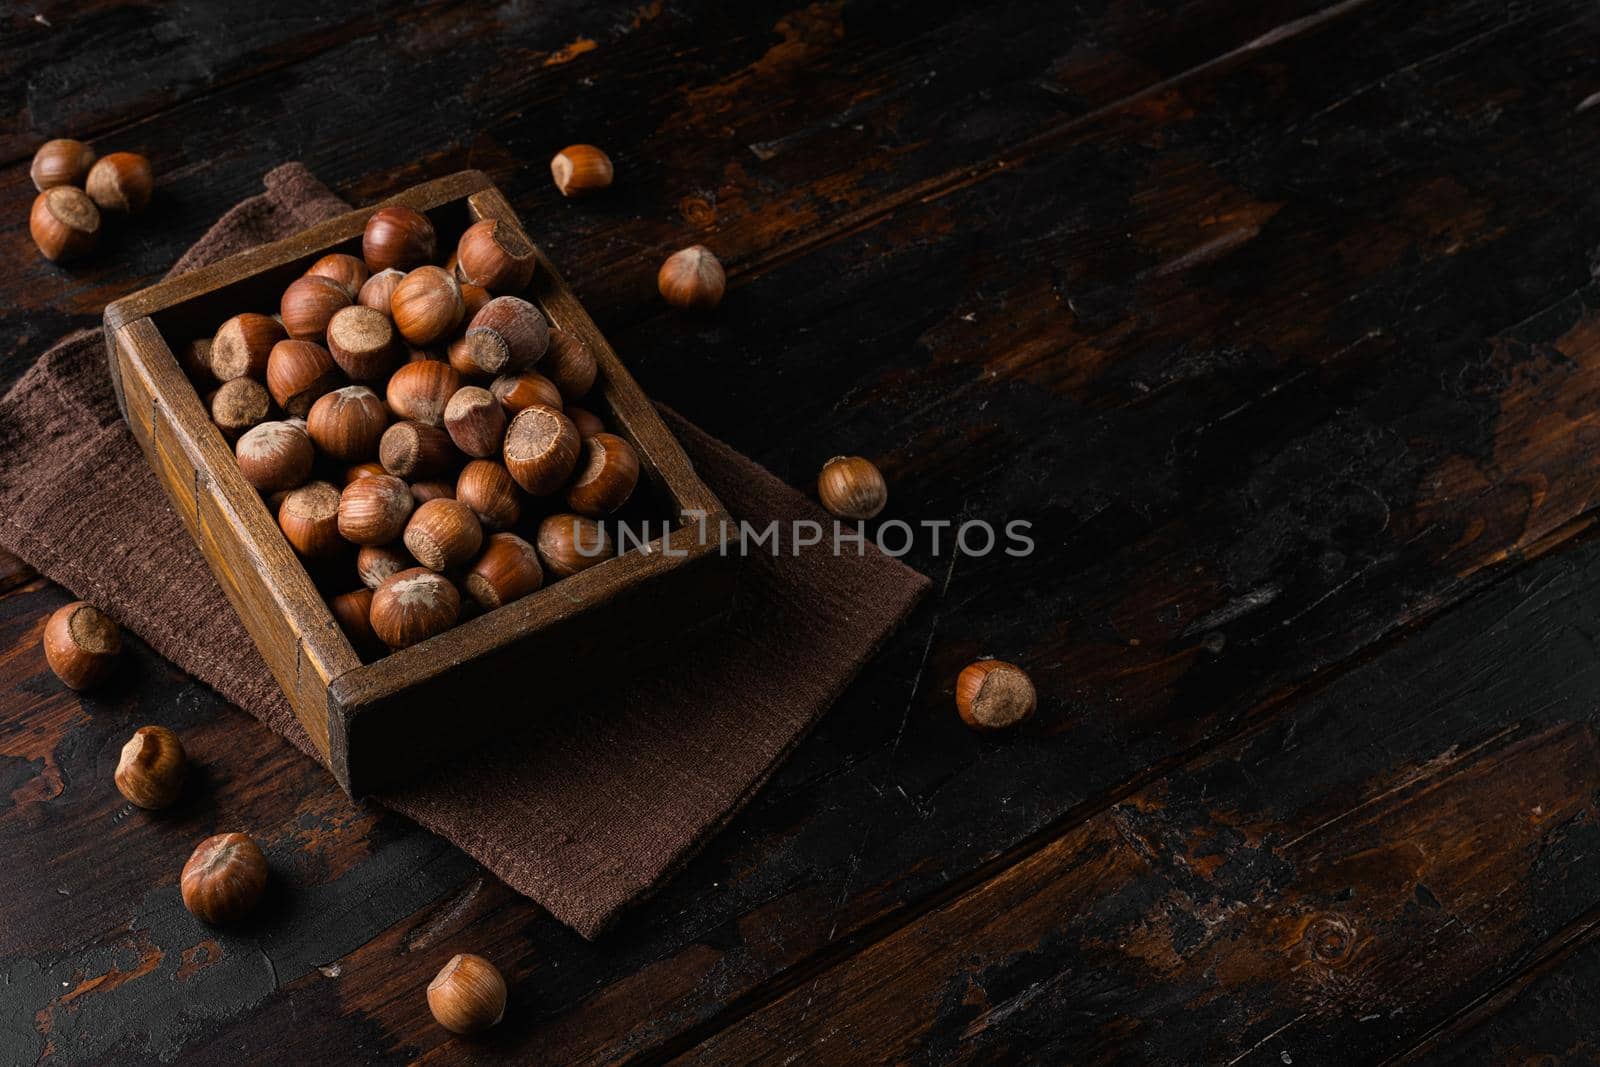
(4, 0), (1600, 1063)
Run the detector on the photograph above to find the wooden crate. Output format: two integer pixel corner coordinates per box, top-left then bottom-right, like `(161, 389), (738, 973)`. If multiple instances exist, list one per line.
(103, 171), (738, 796)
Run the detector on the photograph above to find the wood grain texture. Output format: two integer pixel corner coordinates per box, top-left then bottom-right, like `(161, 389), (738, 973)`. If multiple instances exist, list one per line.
(4, 0), (1600, 1063)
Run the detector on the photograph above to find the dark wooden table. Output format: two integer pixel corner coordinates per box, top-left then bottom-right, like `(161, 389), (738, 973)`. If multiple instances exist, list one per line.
(5, 1), (1600, 1062)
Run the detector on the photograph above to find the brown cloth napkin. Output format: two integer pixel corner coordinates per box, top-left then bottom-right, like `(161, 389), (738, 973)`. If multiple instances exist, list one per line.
(0, 164), (929, 937)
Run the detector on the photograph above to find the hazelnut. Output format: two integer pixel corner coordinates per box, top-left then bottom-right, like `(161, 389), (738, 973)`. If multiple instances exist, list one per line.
(657, 245), (725, 310)
(550, 144), (613, 197)
(447, 329), (512, 379)
(180, 337), (215, 385)
(43, 601), (121, 690)
(427, 953), (507, 1035)
(490, 371), (562, 415)
(357, 543), (412, 589)
(567, 405), (604, 439)
(363, 205), (437, 272)
(371, 567), (460, 648)
(536, 514), (614, 578)
(338, 473), (413, 545)
(266, 339), (342, 417)
(379, 420), (459, 480)
(85, 152), (154, 214)
(358, 268), (406, 315)
(404, 498), (483, 572)
(30, 138), (95, 191)
(181, 832), (268, 925)
(443, 386), (507, 458)
(543, 329), (598, 400)
(391, 265), (463, 346)
(469, 296), (548, 370)
(456, 459), (521, 531)
(455, 218), (536, 293)
(210, 313), (287, 381)
(279, 274), (353, 340)
(955, 660), (1037, 731)
(236, 420), (314, 491)
(344, 461), (387, 484)
(465, 533), (543, 610)
(386, 360), (461, 426)
(210, 377), (271, 440)
(30, 186), (100, 262)
(304, 252), (368, 297)
(567, 432), (640, 517)
(326, 304), (400, 381)
(503, 404), (580, 495)
(410, 480), (455, 504)
(818, 456), (887, 520)
(330, 588), (379, 652)
(278, 481), (344, 559)
(307, 385), (388, 462)
(115, 725), (186, 809)
(460, 282), (492, 320)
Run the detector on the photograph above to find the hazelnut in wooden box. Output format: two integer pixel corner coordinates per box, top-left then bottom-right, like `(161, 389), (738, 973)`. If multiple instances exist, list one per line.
(104, 171), (737, 795)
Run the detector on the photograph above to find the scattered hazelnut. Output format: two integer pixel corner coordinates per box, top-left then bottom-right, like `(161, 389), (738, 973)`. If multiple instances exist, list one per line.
(386, 360), (462, 426)
(490, 371), (563, 415)
(455, 218), (536, 293)
(817, 455), (887, 520)
(181, 832), (268, 925)
(955, 660), (1037, 731)
(326, 304), (400, 381)
(235, 420), (314, 492)
(358, 268), (406, 315)
(30, 138), (95, 191)
(279, 274), (353, 340)
(566, 406), (604, 439)
(30, 186), (100, 262)
(115, 725), (186, 809)
(428, 953), (507, 1035)
(543, 329), (597, 400)
(456, 460), (521, 531)
(304, 252), (368, 298)
(465, 533), (543, 610)
(363, 205), (437, 272)
(210, 313), (287, 382)
(460, 282), (492, 320)
(43, 601), (121, 690)
(344, 461), (387, 484)
(330, 587), (379, 652)
(550, 144), (613, 197)
(657, 245), (725, 310)
(410, 480), (455, 504)
(85, 152), (154, 214)
(370, 567), (460, 648)
(266, 339), (342, 417)
(567, 432), (640, 517)
(210, 378), (271, 440)
(448, 329), (512, 379)
(444, 386), (507, 458)
(503, 404), (580, 495)
(180, 338), (215, 385)
(469, 296), (548, 370)
(379, 420), (459, 480)
(404, 498), (483, 572)
(307, 385), (388, 462)
(357, 544), (411, 589)
(391, 265), (463, 346)
(536, 513), (614, 578)
(338, 473), (414, 546)
(278, 481), (344, 559)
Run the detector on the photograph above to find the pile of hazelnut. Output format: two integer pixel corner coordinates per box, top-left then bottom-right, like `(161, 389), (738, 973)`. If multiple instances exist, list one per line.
(28, 138), (154, 262)
(188, 204), (648, 655)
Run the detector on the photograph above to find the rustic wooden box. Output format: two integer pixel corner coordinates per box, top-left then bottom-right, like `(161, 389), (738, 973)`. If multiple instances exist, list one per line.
(104, 171), (737, 796)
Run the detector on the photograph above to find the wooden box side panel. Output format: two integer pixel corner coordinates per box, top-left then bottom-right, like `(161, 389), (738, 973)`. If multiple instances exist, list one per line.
(110, 318), (359, 759)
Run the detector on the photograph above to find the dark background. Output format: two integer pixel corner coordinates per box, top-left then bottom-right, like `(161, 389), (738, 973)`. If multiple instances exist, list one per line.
(5, 0), (1600, 1063)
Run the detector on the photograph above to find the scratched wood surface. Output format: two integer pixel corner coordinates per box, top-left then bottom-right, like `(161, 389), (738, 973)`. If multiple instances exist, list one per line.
(5, 1), (1600, 1063)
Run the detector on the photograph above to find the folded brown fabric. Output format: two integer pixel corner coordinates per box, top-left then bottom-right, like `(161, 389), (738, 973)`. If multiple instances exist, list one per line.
(0, 164), (929, 937)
